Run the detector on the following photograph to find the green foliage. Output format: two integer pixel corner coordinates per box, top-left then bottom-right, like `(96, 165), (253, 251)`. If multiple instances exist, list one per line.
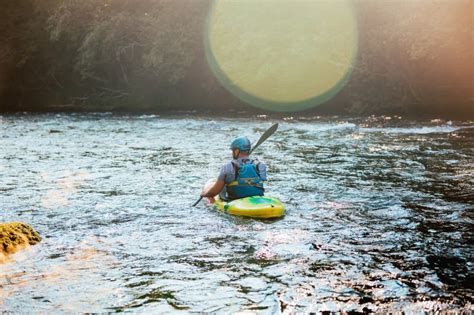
(0, 0), (472, 117)
(42, 0), (207, 108)
(346, 0), (473, 117)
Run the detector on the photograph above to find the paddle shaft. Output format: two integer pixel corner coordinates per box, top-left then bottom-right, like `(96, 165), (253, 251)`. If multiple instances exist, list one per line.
(192, 196), (203, 207)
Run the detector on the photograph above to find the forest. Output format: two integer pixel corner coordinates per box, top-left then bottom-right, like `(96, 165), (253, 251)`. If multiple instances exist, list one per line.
(1, 0), (472, 118)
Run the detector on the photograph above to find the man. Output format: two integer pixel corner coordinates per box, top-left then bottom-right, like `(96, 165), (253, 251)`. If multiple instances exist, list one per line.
(201, 136), (267, 201)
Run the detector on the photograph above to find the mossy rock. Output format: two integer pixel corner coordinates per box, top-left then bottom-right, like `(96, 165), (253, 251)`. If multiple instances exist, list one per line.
(0, 222), (41, 257)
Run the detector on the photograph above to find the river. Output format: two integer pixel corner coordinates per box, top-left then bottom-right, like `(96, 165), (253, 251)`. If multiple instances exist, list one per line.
(1, 113), (473, 312)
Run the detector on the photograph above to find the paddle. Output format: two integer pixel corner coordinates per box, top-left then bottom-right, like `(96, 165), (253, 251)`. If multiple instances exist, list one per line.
(192, 196), (203, 207)
(192, 123), (279, 207)
(250, 123), (278, 154)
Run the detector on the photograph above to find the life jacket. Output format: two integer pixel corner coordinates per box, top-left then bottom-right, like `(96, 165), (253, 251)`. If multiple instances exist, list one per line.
(226, 159), (264, 200)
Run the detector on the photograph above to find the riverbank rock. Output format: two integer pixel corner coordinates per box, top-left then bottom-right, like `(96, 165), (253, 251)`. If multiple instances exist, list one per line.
(0, 222), (41, 262)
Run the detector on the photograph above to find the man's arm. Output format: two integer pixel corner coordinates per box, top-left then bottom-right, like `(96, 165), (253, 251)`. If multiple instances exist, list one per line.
(201, 179), (225, 197)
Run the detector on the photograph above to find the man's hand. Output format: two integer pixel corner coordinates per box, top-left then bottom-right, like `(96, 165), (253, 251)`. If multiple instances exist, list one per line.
(201, 179), (225, 198)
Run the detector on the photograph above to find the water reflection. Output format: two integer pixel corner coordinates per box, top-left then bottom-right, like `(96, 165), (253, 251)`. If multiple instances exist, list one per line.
(0, 114), (472, 312)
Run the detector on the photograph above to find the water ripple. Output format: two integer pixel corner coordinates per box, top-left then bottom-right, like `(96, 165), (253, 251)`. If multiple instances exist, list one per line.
(0, 114), (472, 312)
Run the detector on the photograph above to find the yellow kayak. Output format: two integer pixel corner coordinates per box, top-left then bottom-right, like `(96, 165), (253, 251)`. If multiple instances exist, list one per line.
(212, 195), (285, 219)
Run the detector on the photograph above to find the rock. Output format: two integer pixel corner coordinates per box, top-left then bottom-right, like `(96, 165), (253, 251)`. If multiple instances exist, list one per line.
(0, 222), (41, 261)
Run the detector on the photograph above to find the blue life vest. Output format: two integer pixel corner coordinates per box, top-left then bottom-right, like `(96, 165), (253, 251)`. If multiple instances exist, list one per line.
(226, 159), (264, 200)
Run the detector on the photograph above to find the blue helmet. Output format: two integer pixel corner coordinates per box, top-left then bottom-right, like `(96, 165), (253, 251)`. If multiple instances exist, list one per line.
(230, 136), (251, 151)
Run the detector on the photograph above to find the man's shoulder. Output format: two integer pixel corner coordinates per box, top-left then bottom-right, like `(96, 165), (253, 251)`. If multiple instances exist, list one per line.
(252, 156), (266, 165)
(218, 161), (236, 182)
(221, 161), (235, 173)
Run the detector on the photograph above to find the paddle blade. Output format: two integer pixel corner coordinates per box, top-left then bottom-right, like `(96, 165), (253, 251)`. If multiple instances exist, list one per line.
(250, 123), (279, 154)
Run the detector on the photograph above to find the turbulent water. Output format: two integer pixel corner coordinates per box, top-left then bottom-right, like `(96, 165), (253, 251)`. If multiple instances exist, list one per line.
(1, 113), (473, 313)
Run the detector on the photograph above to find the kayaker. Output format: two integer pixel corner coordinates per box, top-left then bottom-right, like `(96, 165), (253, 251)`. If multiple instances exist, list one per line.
(201, 136), (266, 201)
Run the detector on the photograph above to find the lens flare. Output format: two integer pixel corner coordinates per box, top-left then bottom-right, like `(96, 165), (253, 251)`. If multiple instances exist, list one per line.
(205, 0), (358, 112)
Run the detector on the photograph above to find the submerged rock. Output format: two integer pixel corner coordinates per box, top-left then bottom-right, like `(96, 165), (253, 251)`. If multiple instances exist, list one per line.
(0, 222), (41, 261)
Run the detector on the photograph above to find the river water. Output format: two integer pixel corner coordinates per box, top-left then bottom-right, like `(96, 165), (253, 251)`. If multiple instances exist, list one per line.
(1, 113), (473, 312)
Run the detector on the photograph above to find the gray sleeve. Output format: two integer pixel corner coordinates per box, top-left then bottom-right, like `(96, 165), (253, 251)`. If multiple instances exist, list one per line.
(218, 162), (234, 183)
(258, 161), (267, 181)
(217, 165), (226, 181)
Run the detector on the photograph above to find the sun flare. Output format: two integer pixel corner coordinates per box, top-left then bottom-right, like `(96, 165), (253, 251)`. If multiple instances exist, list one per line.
(205, 0), (358, 112)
